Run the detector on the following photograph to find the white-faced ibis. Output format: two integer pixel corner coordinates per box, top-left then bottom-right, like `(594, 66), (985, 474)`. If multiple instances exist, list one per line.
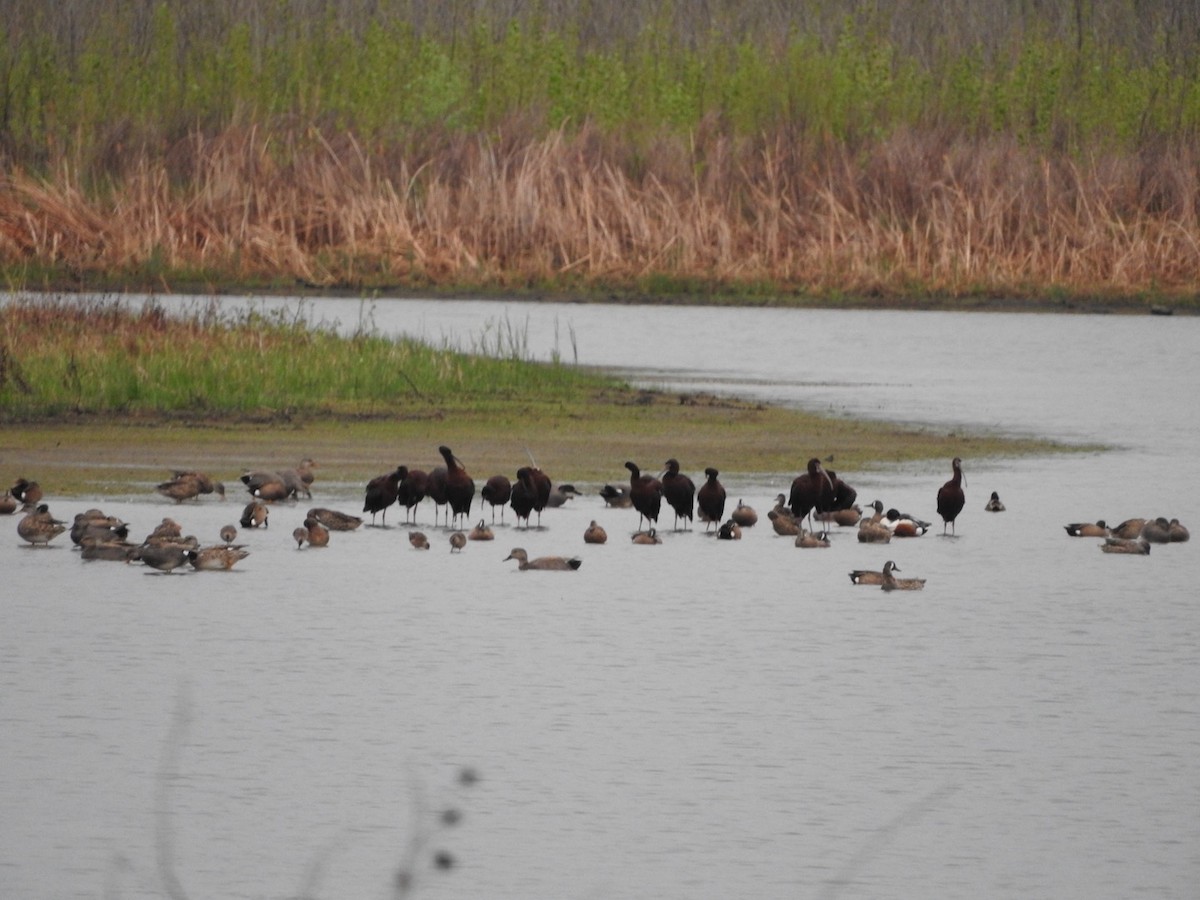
(449, 531), (467, 552)
(624, 461), (663, 531)
(187, 545), (250, 571)
(468, 519), (495, 541)
(881, 560), (926, 591)
(827, 469), (858, 512)
(481, 474), (512, 523)
(795, 530), (831, 548)
(241, 500), (269, 529)
(1100, 537), (1151, 554)
(985, 491), (1006, 512)
(661, 459), (695, 530)
(1064, 520), (1109, 537)
(302, 517), (330, 548)
(510, 468), (538, 529)
(425, 466), (449, 526)
(307, 508), (363, 531)
(1168, 519), (1190, 542)
(730, 499), (758, 527)
(936, 457), (966, 535)
(518, 466), (553, 527)
(789, 458), (835, 530)
(584, 520), (608, 544)
(438, 446), (476, 530)
(503, 547), (582, 571)
(696, 468), (726, 532)
(363, 466), (404, 525)
(16, 504), (67, 546)
(397, 466), (429, 525)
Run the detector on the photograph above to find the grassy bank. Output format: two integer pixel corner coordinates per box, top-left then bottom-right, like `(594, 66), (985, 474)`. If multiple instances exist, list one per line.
(2, 2), (1199, 306)
(0, 297), (1067, 497)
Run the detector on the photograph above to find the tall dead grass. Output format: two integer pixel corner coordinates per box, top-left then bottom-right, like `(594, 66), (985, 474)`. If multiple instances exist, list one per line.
(2, 123), (1198, 300)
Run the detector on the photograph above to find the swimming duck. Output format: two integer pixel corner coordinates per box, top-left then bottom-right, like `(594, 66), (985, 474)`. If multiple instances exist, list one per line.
(130, 542), (190, 573)
(220, 524), (238, 544)
(240, 500), (269, 529)
(1100, 537), (1151, 555)
(156, 471), (225, 503)
(302, 517), (330, 548)
(881, 560), (926, 591)
(857, 501), (892, 544)
(1168, 518), (1190, 542)
(449, 531), (467, 552)
(1109, 518), (1147, 540)
(730, 499), (758, 528)
(1064, 520), (1109, 538)
(502, 547), (582, 571)
(468, 519), (495, 541)
(0, 490), (18, 515)
(631, 528), (662, 545)
(795, 530), (831, 548)
(583, 520), (608, 544)
(984, 491), (1006, 512)
(848, 568), (886, 585)
(1139, 517), (1172, 544)
(768, 494), (800, 537)
(884, 509), (930, 537)
(717, 519), (742, 540)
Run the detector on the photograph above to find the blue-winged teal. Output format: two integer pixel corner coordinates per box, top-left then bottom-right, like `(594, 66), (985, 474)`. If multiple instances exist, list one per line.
(0, 490), (17, 515)
(848, 568), (886, 585)
(1140, 517), (1172, 544)
(130, 542), (190, 573)
(795, 530), (831, 548)
(408, 530), (430, 550)
(857, 501), (892, 544)
(1100, 537), (1151, 554)
(599, 484), (633, 509)
(583, 520), (608, 544)
(307, 508), (363, 531)
(717, 519), (742, 540)
(936, 457), (966, 535)
(731, 499), (758, 528)
(631, 527), (662, 545)
(1168, 518), (1190, 542)
(449, 531), (467, 552)
(468, 519), (495, 541)
(1065, 520), (1108, 537)
(503, 547), (581, 570)
(187, 545), (250, 571)
(1109, 518), (1146, 540)
(240, 500), (269, 529)
(768, 494), (800, 537)
(984, 491), (1006, 512)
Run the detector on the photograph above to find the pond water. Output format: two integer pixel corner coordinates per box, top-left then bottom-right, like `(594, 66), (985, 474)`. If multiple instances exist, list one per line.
(2, 296), (1198, 900)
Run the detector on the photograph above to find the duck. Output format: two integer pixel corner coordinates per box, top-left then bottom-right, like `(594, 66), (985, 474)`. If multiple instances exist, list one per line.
(1168, 518), (1190, 542)
(80, 538), (138, 562)
(1109, 518), (1147, 540)
(16, 504), (68, 546)
(468, 519), (495, 541)
(0, 490), (18, 515)
(449, 531), (467, 553)
(730, 499), (758, 528)
(292, 526), (309, 548)
(884, 508), (930, 537)
(408, 530), (430, 550)
(768, 494), (800, 536)
(857, 500), (892, 544)
(220, 524), (238, 545)
(1064, 520), (1109, 538)
(279, 458), (316, 500)
(984, 491), (1006, 512)
(240, 500), (269, 529)
(302, 517), (330, 548)
(795, 530), (831, 548)
(129, 542), (190, 573)
(156, 470), (225, 503)
(1139, 517), (1172, 544)
(848, 568), (886, 585)
(187, 545), (250, 571)
(144, 517), (183, 544)
(307, 508), (363, 531)
(70, 509), (129, 546)
(717, 519), (742, 540)
(11, 477), (44, 510)
(1100, 537), (1151, 555)
(599, 484), (633, 508)
(631, 528), (662, 545)
(241, 470), (292, 502)
(546, 483), (581, 508)
(881, 560), (926, 591)
(583, 520), (608, 544)
(817, 503), (862, 527)
(503, 547), (582, 571)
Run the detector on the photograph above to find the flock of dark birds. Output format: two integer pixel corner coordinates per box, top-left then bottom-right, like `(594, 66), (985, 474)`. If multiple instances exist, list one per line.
(4, 449), (1189, 586)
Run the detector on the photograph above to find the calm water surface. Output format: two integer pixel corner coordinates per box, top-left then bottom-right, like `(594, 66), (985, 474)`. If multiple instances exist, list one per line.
(2, 296), (1198, 900)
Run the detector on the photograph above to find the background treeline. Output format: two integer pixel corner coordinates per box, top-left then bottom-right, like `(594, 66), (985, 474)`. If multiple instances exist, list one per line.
(1, 0), (1198, 301)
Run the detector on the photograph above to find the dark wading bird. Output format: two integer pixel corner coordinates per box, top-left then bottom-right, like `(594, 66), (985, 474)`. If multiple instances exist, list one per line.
(438, 445), (476, 530)
(936, 457), (966, 535)
(624, 461), (663, 532)
(363, 466), (405, 526)
(661, 459), (695, 531)
(696, 468), (726, 533)
(396, 466), (429, 525)
(789, 458), (835, 532)
(481, 474), (512, 523)
(511, 466), (552, 528)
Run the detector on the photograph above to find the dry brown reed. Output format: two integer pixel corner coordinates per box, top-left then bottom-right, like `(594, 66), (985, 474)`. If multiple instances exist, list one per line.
(3, 123), (1198, 300)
